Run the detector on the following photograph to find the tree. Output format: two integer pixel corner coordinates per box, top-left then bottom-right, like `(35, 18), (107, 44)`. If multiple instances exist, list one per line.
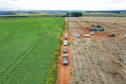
(66, 12), (82, 17)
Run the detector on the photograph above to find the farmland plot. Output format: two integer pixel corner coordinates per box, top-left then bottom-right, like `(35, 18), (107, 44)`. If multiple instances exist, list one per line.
(78, 22), (92, 28)
(70, 38), (126, 84)
(67, 17), (126, 40)
(66, 17), (126, 84)
(89, 22), (126, 40)
(72, 17), (126, 23)
(68, 21), (85, 35)
(96, 38), (126, 69)
(0, 17), (64, 84)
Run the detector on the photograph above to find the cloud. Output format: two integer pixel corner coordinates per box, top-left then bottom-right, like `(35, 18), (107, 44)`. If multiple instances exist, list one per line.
(0, 1), (17, 10)
(0, 0), (126, 10)
(10, 0), (19, 1)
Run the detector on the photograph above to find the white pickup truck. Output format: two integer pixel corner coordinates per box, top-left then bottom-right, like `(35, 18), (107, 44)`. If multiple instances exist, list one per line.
(64, 41), (67, 46)
(84, 34), (90, 37)
(90, 32), (95, 35)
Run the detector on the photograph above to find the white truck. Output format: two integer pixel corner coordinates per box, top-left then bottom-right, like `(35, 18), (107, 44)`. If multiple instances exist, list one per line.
(72, 33), (80, 37)
(90, 32), (95, 35)
(64, 40), (67, 46)
(63, 54), (68, 65)
(84, 34), (90, 37)
(75, 34), (80, 37)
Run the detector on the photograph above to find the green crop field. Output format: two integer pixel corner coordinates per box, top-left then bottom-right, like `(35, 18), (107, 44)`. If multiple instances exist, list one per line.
(0, 17), (64, 84)
(0, 13), (51, 17)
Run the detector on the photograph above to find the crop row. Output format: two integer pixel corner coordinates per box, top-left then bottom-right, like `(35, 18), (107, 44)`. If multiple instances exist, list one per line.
(70, 38), (126, 84)
(96, 38), (126, 70)
(0, 17), (65, 84)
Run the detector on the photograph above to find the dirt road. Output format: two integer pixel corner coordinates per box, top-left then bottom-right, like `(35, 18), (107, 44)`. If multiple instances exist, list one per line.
(56, 22), (75, 84)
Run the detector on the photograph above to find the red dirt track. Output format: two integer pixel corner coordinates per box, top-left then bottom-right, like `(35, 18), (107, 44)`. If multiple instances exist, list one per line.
(56, 22), (71, 84)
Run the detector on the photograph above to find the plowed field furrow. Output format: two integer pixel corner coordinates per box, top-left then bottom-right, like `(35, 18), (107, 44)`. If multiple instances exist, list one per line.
(89, 45), (109, 83)
(78, 38), (100, 83)
(71, 42), (95, 83)
(84, 39), (106, 84)
(100, 22), (126, 32)
(97, 38), (126, 69)
(68, 21), (85, 35)
(90, 40), (118, 83)
(80, 40), (98, 84)
(93, 38), (126, 83)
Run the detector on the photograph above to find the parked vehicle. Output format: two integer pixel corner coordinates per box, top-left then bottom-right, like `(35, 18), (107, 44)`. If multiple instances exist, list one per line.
(84, 34), (90, 37)
(72, 33), (77, 36)
(64, 41), (67, 46)
(63, 47), (67, 53)
(108, 34), (115, 37)
(72, 33), (80, 37)
(125, 34), (126, 38)
(90, 32), (95, 35)
(75, 34), (80, 37)
(63, 54), (68, 65)
(65, 34), (68, 39)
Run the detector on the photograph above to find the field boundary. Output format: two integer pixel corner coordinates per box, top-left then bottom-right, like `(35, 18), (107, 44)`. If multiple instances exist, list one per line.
(46, 21), (65, 84)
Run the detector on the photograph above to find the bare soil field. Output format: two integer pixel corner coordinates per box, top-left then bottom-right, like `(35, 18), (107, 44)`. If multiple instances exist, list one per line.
(66, 17), (126, 84)
(70, 38), (126, 84)
(66, 17), (126, 40)
(67, 21), (86, 35)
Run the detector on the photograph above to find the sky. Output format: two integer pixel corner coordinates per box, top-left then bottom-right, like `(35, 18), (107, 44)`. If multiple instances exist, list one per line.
(0, 0), (126, 10)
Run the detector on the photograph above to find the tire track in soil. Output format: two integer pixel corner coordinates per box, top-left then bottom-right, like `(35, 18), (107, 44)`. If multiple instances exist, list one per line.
(37, 19), (44, 38)
(0, 21), (44, 77)
(0, 23), (10, 28)
(0, 23), (45, 76)
(1, 19), (60, 84)
(1, 19), (60, 76)
(0, 24), (23, 46)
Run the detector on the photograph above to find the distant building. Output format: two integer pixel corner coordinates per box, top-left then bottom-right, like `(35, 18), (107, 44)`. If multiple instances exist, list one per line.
(90, 25), (104, 31)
